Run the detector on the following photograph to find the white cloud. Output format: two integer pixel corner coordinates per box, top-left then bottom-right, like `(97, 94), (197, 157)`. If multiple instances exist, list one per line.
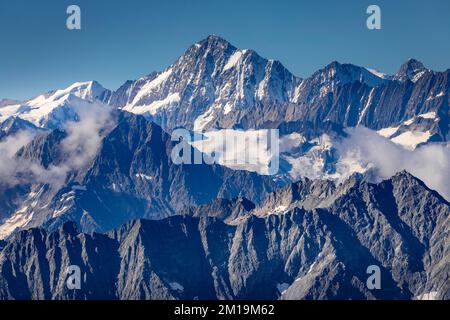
(0, 130), (36, 186)
(0, 101), (114, 190)
(61, 100), (115, 171)
(336, 127), (450, 200)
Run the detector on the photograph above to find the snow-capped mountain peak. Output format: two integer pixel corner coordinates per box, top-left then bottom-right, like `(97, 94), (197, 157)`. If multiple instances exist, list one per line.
(105, 37), (448, 135)
(49, 80), (111, 102)
(0, 81), (111, 129)
(111, 35), (300, 131)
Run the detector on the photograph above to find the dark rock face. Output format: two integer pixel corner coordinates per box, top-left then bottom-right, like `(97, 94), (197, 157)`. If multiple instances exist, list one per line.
(185, 197), (256, 222)
(0, 117), (44, 141)
(0, 224), (119, 300)
(0, 172), (447, 300)
(0, 112), (278, 236)
(106, 36), (449, 141)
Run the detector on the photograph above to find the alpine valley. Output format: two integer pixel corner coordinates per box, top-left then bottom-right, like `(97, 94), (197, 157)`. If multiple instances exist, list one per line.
(0, 36), (448, 300)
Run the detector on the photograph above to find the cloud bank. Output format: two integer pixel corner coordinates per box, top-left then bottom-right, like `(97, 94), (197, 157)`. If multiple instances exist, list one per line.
(0, 100), (114, 190)
(336, 127), (450, 201)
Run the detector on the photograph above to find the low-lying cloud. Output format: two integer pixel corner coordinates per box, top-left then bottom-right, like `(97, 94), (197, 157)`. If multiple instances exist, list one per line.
(337, 127), (450, 201)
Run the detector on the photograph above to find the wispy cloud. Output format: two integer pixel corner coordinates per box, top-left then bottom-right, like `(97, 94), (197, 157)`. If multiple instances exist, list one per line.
(0, 101), (115, 190)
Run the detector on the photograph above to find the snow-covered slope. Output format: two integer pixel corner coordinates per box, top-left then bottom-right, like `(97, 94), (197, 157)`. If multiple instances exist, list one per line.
(104, 36), (448, 143)
(0, 36), (448, 228)
(376, 111), (442, 150)
(110, 36), (394, 132)
(0, 81), (112, 128)
(109, 35), (301, 131)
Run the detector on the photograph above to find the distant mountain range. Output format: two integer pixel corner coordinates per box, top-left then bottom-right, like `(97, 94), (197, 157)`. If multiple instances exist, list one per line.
(0, 35), (448, 300)
(1, 36), (448, 140)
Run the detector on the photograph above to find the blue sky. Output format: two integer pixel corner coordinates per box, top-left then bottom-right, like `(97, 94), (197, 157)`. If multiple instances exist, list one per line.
(1, 0), (449, 100)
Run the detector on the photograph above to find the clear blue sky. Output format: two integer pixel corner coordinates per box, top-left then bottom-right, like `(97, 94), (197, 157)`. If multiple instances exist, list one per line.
(1, 0), (449, 100)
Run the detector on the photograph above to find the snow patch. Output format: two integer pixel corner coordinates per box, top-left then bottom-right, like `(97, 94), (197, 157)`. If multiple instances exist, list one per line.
(377, 126), (400, 138)
(129, 68), (173, 106)
(0, 207), (33, 240)
(418, 111), (436, 119)
(223, 102), (233, 115)
(129, 93), (180, 115)
(269, 205), (288, 215)
(404, 117), (415, 126)
(426, 91), (444, 101)
(53, 206), (70, 218)
(169, 282), (184, 292)
(190, 129), (277, 175)
(416, 291), (438, 300)
(193, 105), (219, 131)
(391, 131), (431, 150)
(357, 88), (375, 125)
(412, 70), (426, 82)
(135, 173), (153, 181)
(223, 51), (243, 71)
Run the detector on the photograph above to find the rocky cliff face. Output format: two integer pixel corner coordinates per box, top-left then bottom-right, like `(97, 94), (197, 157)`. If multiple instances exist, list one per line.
(0, 36), (448, 301)
(1, 36), (448, 140)
(0, 112), (278, 238)
(108, 35), (300, 132)
(0, 82), (112, 129)
(0, 172), (447, 300)
(105, 36), (448, 142)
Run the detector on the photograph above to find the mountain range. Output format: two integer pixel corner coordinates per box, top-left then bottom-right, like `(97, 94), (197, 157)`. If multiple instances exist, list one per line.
(1, 36), (448, 140)
(0, 35), (448, 300)
(0, 172), (448, 300)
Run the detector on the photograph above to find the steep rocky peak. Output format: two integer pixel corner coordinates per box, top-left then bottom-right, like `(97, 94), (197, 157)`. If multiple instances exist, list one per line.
(394, 58), (428, 82)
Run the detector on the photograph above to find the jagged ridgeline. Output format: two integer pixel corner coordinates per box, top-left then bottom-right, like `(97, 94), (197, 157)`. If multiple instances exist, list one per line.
(0, 35), (449, 300)
(0, 112), (279, 238)
(1, 36), (448, 139)
(0, 172), (448, 300)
